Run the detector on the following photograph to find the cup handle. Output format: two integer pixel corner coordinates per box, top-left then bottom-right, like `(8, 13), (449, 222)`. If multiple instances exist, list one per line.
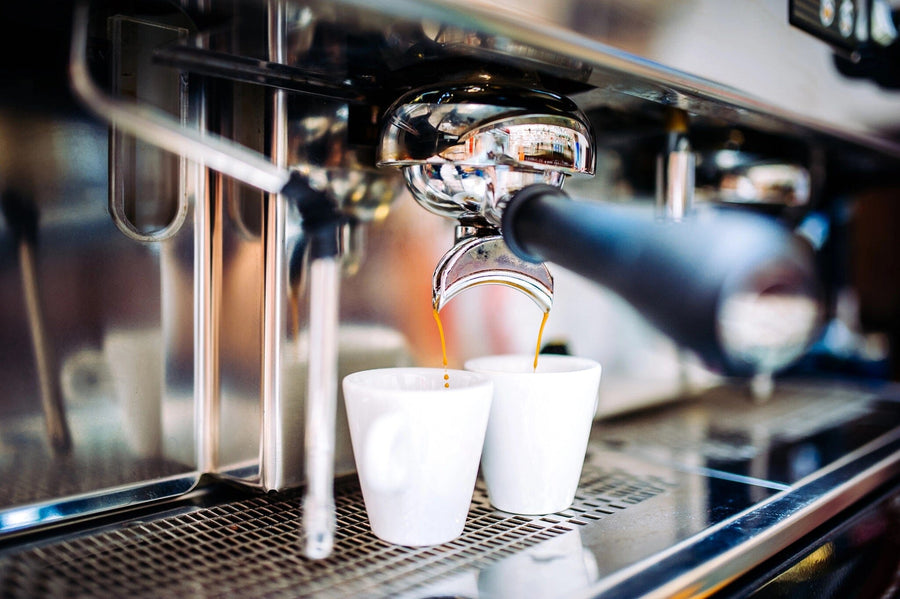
(60, 348), (110, 405)
(363, 412), (410, 493)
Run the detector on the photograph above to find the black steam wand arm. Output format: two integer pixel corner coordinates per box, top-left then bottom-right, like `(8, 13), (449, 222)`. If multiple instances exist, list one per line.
(280, 172), (343, 259)
(502, 184), (819, 376)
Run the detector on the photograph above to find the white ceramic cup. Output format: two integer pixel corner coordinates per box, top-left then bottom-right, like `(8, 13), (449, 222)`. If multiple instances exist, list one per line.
(343, 367), (493, 546)
(465, 354), (602, 515)
(104, 328), (164, 458)
(477, 529), (599, 599)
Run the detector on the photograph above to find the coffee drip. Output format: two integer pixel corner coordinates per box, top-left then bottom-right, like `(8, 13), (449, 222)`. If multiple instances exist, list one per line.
(433, 306), (550, 388)
(432, 308), (451, 388)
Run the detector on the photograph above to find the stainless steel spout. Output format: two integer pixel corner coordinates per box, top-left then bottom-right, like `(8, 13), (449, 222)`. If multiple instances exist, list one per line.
(432, 226), (553, 313)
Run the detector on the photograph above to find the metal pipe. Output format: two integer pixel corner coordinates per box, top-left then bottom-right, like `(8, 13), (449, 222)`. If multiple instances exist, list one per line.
(260, 0), (289, 491)
(303, 256), (341, 559)
(184, 21), (220, 474)
(196, 149), (221, 474)
(1, 191), (72, 455)
(19, 237), (71, 454)
(69, 3), (289, 196)
(656, 108), (695, 222)
(260, 0), (342, 559)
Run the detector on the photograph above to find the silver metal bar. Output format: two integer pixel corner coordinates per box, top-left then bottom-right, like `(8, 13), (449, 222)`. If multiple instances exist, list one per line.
(303, 256), (341, 559)
(656, 139), (694, 222)
(69, 3), (290, 196)
(260, 0), (289, 491)
(655, 109), (694, 222)
(19, 238), (71, 455)
(193, 84), (220, 475)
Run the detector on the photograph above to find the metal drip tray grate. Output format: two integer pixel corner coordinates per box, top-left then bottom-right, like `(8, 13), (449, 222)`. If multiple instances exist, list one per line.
(0, 440), (189, 508)
(0, 412), (192, 508)
(0, 468), (670, 598)
(595, 381), (896, 483)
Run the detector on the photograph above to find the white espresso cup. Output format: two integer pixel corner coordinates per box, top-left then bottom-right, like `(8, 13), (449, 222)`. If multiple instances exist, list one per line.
(343, 367), (493, 546)
(104, 328), (164, 458)
(465, 354), (601, 515)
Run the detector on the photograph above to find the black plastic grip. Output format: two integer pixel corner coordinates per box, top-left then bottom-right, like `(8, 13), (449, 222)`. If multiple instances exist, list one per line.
(502, 185), (819, 375)
(280, 171), (342, 260)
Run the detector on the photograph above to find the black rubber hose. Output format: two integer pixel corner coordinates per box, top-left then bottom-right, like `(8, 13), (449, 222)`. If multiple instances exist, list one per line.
(502, 184), (820, 375)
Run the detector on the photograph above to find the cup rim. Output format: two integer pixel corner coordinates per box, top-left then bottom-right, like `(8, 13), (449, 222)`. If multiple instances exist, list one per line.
(343, 367), (492, 395)
(464, 354), (601, 375)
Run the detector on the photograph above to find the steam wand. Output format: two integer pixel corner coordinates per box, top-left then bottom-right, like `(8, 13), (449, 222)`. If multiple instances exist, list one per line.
(281, 176), (344, 560)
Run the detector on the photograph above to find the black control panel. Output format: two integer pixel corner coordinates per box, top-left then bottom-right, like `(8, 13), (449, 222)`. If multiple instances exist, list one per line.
(790, 0), (900, 88)
(790, 0), (864, 51)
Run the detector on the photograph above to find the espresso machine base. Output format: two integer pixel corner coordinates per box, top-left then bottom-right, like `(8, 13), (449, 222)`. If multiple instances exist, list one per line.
(2, 379), (898, 598)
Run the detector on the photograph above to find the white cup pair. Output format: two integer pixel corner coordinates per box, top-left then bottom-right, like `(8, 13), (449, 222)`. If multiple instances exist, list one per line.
(343, 354), (601, 547)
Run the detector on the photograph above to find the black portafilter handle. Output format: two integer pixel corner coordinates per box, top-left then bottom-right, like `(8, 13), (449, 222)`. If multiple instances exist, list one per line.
(502, 184), (822, 376)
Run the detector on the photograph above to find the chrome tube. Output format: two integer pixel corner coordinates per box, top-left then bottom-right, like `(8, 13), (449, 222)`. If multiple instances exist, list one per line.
(260, 0), (289, 491)
(19, 237), (71, 454)
(655, 109), (695, 222)
(303, 256), (341, 559)
(194, 87), (220, 475)
(69, 3), (289, 196)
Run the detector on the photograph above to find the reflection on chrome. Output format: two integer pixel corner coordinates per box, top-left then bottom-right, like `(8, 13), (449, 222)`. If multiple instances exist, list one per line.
(379, 84), (594, 227)
(379, 84), (594, 314)
(432, 234), (553, 312)
(718, 290), (822, 374)
(477, 529), (598, 599)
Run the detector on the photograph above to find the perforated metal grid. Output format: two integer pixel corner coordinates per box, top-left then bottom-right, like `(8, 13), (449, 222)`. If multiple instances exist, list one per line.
(597, 381), (884, 465)
(0, 407), (192, 509)
(0, 466), (670, 598)
(0, 434), (189, 508)
(0, 442), (190, 506)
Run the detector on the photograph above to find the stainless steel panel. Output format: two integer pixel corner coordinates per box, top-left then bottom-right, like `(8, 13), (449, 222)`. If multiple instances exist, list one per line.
(0, 4), (201, 534)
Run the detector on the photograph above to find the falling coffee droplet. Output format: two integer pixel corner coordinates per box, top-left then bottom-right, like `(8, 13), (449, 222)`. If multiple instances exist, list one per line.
(534, 311), (550, 372)
(433, 307), (450, 389)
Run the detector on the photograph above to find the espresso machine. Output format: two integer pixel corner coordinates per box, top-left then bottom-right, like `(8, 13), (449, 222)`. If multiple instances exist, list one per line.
(2, 0), (900, 596)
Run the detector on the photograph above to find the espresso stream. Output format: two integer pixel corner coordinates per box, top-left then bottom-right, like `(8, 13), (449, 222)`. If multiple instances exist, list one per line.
(432, 307), (451, 388)
(433, 308), (550, 388)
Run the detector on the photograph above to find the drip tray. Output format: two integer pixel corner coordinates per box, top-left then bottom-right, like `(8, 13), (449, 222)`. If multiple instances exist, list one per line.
(1, 380), (899, 598)
(0, 465), (676, 598)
